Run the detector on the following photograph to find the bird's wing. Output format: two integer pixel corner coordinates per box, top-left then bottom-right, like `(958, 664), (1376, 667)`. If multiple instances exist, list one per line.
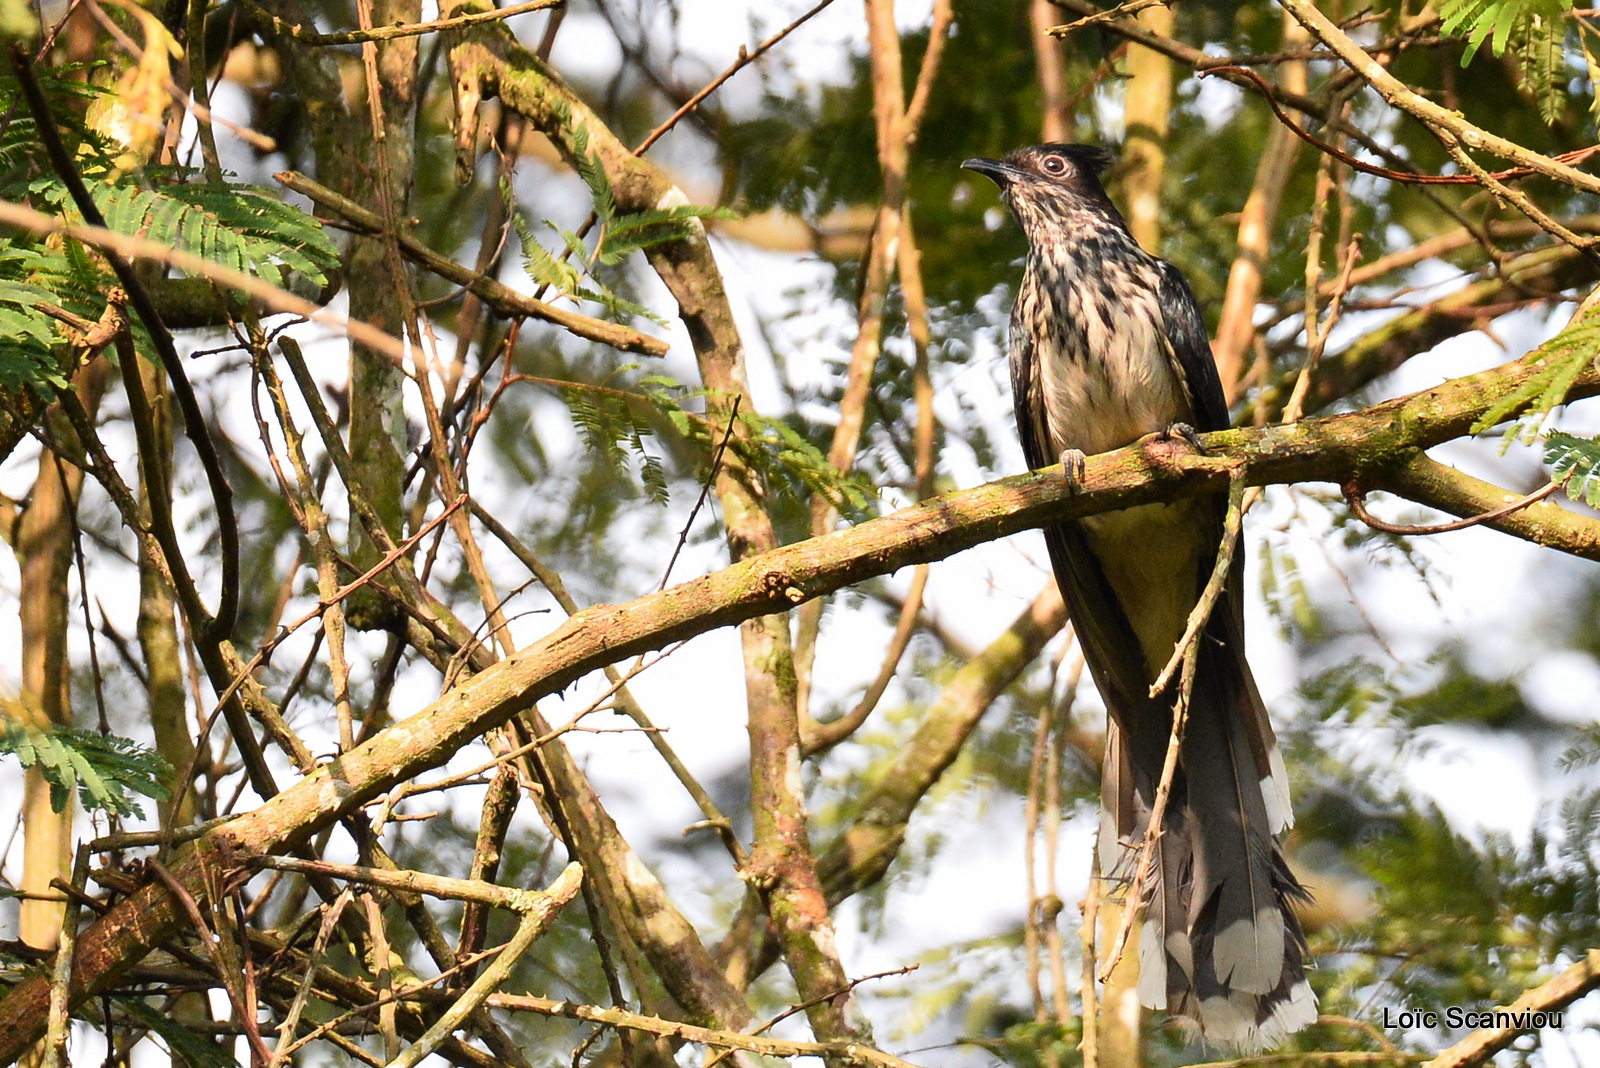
(1009, 326), (1051, 474)
(1007, 315), (1169, 751)
(1153, 259), (1291, 827)
(1156, 260), (1230, 433)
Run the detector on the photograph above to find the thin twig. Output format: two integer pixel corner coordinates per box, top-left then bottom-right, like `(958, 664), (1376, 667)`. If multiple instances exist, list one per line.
(1344, 479), (1564, 536)
(901, 0), (953, 141)
(524, 0), (841, 305)
(1051, 0), (1179, 36)
(1148, 476), (1248, 696)
(1185, 1054), (1423, 1068)
(1421, 948), (1600, 1068)
(632, 0), (838, 155)
(1277, 0), (1600, 197)
(186, 497), (467, 764)
(275, 170), (667, 355)
(41, 845), (88, 1068)
(1078, 849), (1100, 1068)
(1277, 0), (1600, 252)
(380, 863), (582, 1068)
(251, 327), (359, 751)
(1024, 697), (1052, 1019)
(684, 965), (920, 1068)
(802, 563), (928, 755)
(660, 396), (741, 591)
(1042, 658), (1078, 1031)
(147, 861), (274, 1067)
(1317, 1014), (1400, 1054)
(267, 890), (351, 1068)
(1284, 121), (1363, 427)
(1201, 64), (1600, 189)
(797, 0), (946, 714)
(249, 850), (558, 911)
(488, 990), (930, 1068)
(467, 498), (748, 865)
(253, 0), (562, 45)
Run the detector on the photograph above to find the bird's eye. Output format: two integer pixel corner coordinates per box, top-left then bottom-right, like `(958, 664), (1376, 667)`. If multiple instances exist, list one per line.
(1042, 156), (1068, 175)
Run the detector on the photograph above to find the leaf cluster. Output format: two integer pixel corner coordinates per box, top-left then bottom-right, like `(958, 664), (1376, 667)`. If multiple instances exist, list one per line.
(512, 110), (731, 326)
(538, 365), (878, 522)
(86, 179), (340, 288)
(0, 66), (339, 409)
(0, 718), (171, 819)
(562, 368), (673, 506)
(1470, 303), (1600, 441)
(1544, 430), (1600, 506)
(1440, 0), (1572, 123)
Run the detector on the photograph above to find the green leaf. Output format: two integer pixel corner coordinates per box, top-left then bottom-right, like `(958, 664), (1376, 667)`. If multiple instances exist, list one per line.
(1545, 431), (1600, 506)
(0, 281), (66, 394)
(1471, 306), (1600, 440)
(0, 720), (172, 818)
(572, 137), (616, 223)
(1440, 0), (1573, 122)
(508, 200), (667, 324)
(597, 204), (737, 265)
(30, 177), (343, 288)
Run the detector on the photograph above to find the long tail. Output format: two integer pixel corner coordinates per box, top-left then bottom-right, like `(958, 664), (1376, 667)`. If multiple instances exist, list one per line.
(1098, 615), (1315, 1051)
(1042, 512), (1314, 1050)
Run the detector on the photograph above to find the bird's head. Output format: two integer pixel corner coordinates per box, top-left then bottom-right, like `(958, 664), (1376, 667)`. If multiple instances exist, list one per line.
(961, 143), (1121, 240)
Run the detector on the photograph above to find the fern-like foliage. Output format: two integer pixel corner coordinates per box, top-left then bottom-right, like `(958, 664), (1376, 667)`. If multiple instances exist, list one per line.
(563, 368), (672, 506)
(0, 719), (171, 818)
(546, 370), (877, 517)
(0, 275), (70, 395)
(32, 177), (342, 289)
(1470, 305), (1600, 441)
(516, 105), (733, 320)
(0, 71), (120, 187)
(563, 108), (733, 265)
(1, 172), (338, 413)
(0, 63), (340, 409)
(1561, 722), (1600, 769)
(739, 410), (878, 519)
(513, 206), (661, 324)
(1544, 430), (1600, 505)
(639, 372), (876, 518)
(1439, 0), (1572, 123)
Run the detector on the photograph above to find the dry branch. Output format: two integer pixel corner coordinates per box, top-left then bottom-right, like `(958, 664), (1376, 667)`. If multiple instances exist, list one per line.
(1421, 949), (1600, 1068)
(275, 171), (669, 356)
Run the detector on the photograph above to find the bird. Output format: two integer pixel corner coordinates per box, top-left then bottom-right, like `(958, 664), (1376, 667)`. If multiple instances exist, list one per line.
(961, 143), (1315, 1050)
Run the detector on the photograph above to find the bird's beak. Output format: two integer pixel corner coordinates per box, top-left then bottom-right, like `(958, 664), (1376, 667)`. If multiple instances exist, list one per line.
(961, 157), (1021, 185)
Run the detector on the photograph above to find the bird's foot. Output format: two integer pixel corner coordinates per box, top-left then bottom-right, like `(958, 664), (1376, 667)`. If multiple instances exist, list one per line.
(1159, 422), (1208, 454)
(1059, 449), (1088, 492)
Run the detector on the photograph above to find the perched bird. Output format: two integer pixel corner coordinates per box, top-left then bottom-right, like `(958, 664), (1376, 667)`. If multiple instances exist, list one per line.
(961, 144), (1314, 1050)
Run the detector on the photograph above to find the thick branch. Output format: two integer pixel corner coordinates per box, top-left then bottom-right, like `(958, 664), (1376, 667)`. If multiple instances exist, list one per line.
(1422, 949), (1600, 1068)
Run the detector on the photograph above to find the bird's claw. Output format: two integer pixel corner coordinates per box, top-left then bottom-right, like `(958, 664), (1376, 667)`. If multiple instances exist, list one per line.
(1160, 422), (1208, 454)
(1059, 449), (1088, 492)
